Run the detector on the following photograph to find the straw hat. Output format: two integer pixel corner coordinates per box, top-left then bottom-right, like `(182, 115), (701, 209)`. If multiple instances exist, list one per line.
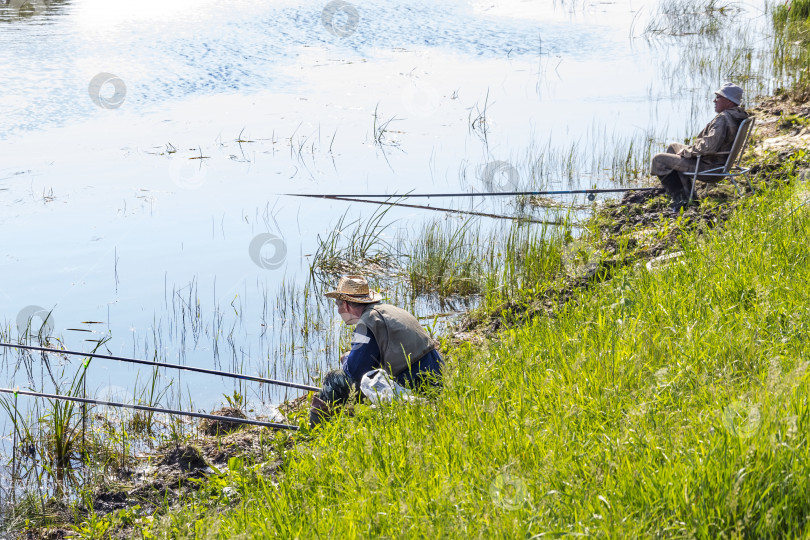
(324, 275), (382, 304)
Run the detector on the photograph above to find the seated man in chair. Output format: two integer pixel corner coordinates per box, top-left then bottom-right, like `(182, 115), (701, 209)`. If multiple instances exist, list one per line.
(651, 83), (749, 209)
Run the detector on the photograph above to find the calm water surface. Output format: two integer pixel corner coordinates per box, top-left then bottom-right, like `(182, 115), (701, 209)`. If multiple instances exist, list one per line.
(0, 0), (776, 414)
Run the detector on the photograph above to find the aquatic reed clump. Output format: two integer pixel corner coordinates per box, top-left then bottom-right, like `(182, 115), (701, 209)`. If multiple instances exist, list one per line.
(0, 362), (88, 507)
(311, 204), (399, 276)
(644, 0), (739, 37)
(773, 0), (810, 25)
(404, 218), (482, 298)
(401, 217), (568, 304)
(772, 0), (810, 99)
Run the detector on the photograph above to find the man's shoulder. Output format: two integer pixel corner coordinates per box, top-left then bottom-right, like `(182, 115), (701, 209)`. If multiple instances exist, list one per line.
(720, 106), (749, 122)
(360, 303), (391, 322)
(363, 303), (420, 324)
(369, 303), (409, 318)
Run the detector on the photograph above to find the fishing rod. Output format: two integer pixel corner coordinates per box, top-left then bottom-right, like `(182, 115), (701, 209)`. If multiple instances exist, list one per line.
(305, 195), (561, 225)
(286, 187), (659, 199)
(0, 387), (299, 430)
(0, 343), (320, 393)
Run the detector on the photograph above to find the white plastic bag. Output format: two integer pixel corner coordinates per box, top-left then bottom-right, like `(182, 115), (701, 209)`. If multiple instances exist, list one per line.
(360, 369), (413, 405)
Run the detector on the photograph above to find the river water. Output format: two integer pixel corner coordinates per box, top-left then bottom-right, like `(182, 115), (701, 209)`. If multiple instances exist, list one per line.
(0, 0), (778, 417)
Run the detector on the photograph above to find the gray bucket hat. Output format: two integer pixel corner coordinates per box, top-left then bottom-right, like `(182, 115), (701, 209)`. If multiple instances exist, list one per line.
(715, 82), (743, 105)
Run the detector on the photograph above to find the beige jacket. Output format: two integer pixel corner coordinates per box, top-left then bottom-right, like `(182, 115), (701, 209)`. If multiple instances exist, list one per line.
(679, 106), (749, 166)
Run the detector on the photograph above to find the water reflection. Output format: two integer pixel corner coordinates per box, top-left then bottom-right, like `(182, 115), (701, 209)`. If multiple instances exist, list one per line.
(0, 0), (604, 139)
(0, 0), (68, 22)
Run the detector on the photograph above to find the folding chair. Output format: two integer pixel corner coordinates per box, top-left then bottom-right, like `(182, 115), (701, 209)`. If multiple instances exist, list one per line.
(684, 117), (756, 203)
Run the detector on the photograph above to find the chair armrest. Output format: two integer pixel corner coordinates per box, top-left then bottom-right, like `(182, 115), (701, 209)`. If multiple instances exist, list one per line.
(683, 165), (725, 177)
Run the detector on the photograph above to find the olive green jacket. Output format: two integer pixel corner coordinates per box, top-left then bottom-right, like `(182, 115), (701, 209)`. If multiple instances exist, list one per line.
(357, 303), (435, 378)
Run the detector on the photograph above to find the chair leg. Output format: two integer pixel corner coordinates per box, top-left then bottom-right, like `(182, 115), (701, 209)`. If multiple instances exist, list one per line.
(729, 176), (742, 196)
(687, 157), (701, 204)
(743, 172), (755, 193)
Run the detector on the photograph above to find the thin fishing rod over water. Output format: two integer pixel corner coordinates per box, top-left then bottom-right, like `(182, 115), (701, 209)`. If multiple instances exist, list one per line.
(286, 187), (659, 198)
(0, 387), (300, 430)
(0, 343), (320, 392)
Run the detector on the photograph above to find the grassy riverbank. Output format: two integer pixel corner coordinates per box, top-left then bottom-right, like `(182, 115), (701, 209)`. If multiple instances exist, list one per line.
(102, 143), (810, 538)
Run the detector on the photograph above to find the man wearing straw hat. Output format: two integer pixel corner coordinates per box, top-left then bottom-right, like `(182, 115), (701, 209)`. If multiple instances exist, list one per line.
(651, 82), (749, 209)
(309, 275), (443, 425)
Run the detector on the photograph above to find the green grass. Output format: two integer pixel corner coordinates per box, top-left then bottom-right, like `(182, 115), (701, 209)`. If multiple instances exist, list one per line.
(133, 174), (810, 538)
(774, 0), (810, 25)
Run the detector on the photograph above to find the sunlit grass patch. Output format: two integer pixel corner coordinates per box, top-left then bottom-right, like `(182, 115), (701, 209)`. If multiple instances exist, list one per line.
(137, 153), (810, 539)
